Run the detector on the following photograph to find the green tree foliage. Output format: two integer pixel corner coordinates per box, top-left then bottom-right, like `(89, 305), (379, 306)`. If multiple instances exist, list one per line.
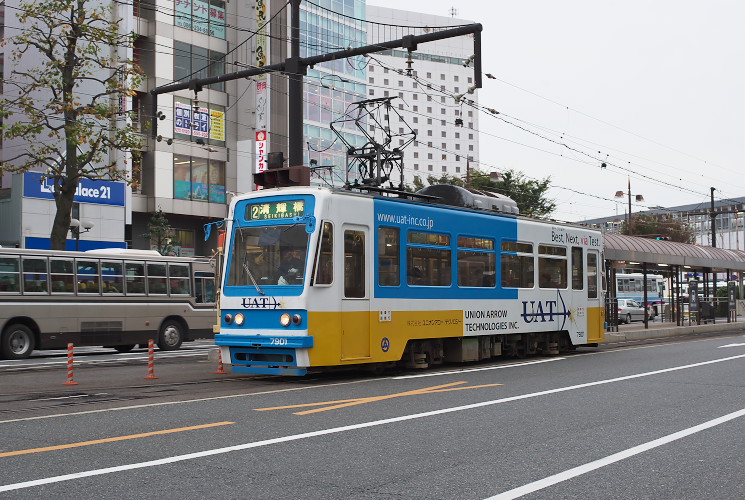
(623, 213), (695, 243)
(0, 0), (143, 249)
(412, 168), (556, 217)
(142, 209), (180, 256)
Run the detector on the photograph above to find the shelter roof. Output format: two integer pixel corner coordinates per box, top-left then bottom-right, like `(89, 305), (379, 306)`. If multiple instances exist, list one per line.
(603, 233), (745, 271)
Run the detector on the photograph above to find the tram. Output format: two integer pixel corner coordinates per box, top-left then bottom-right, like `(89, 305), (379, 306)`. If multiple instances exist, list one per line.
(214, 185), (605, 375)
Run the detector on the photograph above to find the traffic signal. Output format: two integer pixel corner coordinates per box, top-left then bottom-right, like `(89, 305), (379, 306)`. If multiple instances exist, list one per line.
(254, 165), (311, 188)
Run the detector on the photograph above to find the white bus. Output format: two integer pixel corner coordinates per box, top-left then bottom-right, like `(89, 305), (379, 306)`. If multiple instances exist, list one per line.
(615, 273), (665, 316)
(0, 248), (217, 359)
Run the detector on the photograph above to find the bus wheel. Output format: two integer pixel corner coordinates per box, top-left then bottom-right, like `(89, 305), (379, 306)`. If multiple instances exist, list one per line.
(158, 320), (184, 351)
(113, 345), (136, 353)
(1, 324), (35, 360)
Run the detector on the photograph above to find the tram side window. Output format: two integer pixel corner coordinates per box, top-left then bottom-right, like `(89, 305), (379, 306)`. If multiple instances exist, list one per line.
(378, 226), (399, 286)
(571, 247), (583, 290)
(344, 230), (365, 298)
(76, 260), (100, 294)
(148, 263), (168, 294)
(50, 259), (75, 293)
(169, 264), (191, 295)
(587, 252), (598, 298)
(501, 241), (534, 288)
(125, 262), (146, 294)
(0, 257), (20, 293)
(407, 231), (451, 286)
(22, 257), (49, 293)
(458, 236), (495, 287)
(538, 244), (567, 289)
(101, 261), (124, 294)
(315, 222), (334, 285)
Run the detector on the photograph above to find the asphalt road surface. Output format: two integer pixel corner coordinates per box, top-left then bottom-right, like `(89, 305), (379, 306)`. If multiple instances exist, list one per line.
(1, 332), (744, 499)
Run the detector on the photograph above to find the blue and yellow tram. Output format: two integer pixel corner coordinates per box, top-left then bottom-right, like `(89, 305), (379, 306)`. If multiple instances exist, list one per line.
(215, 186), (604, 375)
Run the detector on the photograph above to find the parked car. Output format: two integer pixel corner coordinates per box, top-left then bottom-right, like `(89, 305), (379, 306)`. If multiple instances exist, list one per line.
(618, 299), (646, 324)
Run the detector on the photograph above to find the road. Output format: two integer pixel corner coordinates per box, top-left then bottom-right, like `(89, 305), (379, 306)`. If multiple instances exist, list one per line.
(1, 332), (744, 499)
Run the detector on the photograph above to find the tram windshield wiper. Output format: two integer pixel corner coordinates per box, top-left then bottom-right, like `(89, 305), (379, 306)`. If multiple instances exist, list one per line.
(243, 262), (265, 295)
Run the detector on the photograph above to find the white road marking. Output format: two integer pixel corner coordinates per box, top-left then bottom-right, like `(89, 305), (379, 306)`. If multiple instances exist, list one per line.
(718, 342), (745, 348)
(2, 353), (744, 492)
(393, 358), (565, 379)
(485, 407), (745, 500)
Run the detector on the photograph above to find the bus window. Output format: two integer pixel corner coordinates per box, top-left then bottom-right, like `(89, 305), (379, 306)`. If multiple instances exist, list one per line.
(538, 245), (567, 289)
(169, 264), (191, 295)
(0, 257), (20, 293)
(76, 260), (100, 294)
(125, 262), (146, 294)
(148, 263), (168, 294)
(23, 257), (49, 294)
(50, 259), (74, 293)
(101, 261), (123, 294)
(571, 247), (583, 290)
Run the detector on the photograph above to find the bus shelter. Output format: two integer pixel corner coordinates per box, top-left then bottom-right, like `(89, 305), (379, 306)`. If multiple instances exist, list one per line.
(603, 233), (745, 330)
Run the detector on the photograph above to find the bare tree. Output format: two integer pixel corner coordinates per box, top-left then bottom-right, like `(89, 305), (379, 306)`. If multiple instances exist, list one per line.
(0, 0), (143, 249)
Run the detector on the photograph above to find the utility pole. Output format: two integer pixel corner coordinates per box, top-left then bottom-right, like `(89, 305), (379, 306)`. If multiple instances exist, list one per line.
(150, 0), (483, 170)
(710, 187), (716, 247)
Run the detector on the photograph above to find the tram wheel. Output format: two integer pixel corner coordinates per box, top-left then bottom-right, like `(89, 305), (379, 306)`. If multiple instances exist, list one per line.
(1, 324), (35, 360)
(158, 320), (184, 351)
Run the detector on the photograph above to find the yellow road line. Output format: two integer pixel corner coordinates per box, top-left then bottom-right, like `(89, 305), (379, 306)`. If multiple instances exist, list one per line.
(255, 381), (503, 415)
(0, 421), (234, 458)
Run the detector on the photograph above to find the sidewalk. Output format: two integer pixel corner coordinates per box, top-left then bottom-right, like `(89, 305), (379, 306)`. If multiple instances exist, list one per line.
(604, 316), (745, 342)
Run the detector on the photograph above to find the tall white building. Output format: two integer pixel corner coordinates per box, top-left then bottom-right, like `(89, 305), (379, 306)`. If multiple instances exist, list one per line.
(366, 6), (480, 187)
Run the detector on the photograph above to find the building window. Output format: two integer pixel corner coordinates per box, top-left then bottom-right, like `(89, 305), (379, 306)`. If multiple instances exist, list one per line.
(455, 167), (460, 173)
(426, 72), (432, 78)
(414, 164), (419, 170)
(441, 131), (446, 137)
(174, 42), (225, 91)
(440, 74), (445, 80)
(442, 165), (447, 172)
(427, 107), (432, 113)
(455, 144), (460, 150)
(369, 77), (374, 83)
(173, 155), (226, 203)
(173, 97), (226, 146)
(428, 165), (433, 171)
(176, 0), (227, 39)
(427, 153), (433, 159)
(413, 117), (418, 123)
(384, 79), (389, 85)
(454, 76), (459, 82)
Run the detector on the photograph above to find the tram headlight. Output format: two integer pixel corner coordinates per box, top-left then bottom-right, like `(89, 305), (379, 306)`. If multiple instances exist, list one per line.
(292, 314), (302, 326)
(280, 313), (292, 327)
(224, 313), (233, 324)
(234, 313), (245, 326)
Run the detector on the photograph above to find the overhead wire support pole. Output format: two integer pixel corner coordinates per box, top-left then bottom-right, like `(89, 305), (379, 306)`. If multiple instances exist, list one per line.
(149, 0), (483, 166)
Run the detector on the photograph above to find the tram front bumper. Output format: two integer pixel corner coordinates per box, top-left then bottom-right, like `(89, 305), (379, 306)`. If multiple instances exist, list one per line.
(215, 334), (314, 376)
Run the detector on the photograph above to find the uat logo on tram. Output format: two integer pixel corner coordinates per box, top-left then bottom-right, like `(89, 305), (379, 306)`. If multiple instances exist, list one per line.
(520, 293), (572, 330)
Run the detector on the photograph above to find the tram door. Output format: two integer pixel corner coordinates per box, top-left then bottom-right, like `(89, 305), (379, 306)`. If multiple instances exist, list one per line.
(586, 250), (603, 343)
(341, 226), (370, 360)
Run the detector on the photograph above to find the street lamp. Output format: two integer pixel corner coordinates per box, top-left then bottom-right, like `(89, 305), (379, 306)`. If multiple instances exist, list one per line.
(69, 218), (94, 251)
(615, 177), (644, 235)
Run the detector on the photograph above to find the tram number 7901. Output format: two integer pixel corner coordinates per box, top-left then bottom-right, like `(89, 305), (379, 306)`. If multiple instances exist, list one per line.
(270, 337), (288, 346)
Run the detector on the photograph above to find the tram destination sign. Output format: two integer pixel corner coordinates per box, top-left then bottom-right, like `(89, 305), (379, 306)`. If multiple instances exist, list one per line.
(247, 200), (305, 220)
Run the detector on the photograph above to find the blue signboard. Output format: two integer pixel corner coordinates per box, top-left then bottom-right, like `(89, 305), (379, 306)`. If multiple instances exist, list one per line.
(23, 172), (126, 207)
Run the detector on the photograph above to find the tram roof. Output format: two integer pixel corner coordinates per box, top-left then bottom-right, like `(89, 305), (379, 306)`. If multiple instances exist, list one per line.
(604, 233), (745, 271)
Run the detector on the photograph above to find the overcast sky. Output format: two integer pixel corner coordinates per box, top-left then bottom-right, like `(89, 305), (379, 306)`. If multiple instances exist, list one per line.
(368, 0), (745, 221)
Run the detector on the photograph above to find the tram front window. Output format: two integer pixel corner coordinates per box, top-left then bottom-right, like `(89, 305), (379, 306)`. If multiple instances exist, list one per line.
(228, 225), (309, 287)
